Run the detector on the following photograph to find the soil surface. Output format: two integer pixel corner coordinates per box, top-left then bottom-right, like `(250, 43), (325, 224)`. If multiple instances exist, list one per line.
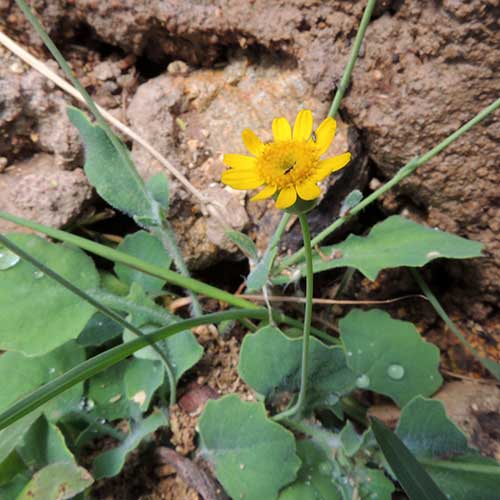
(1, 1), (499, 498)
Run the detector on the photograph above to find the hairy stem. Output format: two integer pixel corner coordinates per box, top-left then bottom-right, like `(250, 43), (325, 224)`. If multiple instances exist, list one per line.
(157, 221), (203, 317)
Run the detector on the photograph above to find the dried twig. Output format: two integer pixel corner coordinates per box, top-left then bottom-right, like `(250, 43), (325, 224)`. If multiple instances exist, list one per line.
(238, 293), (428, 306)
(0, 30), (228, 226)
(157, 447), (229, 500)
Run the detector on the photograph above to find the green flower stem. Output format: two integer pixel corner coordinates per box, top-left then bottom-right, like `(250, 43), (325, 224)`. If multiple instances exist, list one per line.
(0, 233), (179, 407)
(411, 269), (500, 380)
(0, 210), (331, 340)
(328, 0), (377, 118)
(0, 308), (267, 431)
(274, 213), (314, 421)
(278, 98), (500, 271)
(156, 221), (203, 317)
(267, 0), (377, 284)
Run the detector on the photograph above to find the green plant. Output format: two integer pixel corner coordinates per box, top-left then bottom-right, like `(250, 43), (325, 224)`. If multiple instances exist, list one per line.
(0, 0), (499, 498)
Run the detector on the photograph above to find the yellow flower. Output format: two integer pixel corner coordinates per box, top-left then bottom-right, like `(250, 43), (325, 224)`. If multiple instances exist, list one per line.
(221, 109), (351, 210)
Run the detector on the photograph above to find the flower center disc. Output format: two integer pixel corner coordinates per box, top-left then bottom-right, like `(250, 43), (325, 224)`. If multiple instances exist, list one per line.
(256, 141), (320, 189)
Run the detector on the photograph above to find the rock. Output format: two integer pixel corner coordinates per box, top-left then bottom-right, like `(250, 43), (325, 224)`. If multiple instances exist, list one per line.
(1, 0), (497, 304)
(126, 55), (361, 268)
(0, 49), (82, 169)
(341, 0), (499, 301)
(0, 153), (93, 233)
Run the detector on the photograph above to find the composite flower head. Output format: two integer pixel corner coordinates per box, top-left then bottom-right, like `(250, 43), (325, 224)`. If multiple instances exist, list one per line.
(221, 109), (351, 210)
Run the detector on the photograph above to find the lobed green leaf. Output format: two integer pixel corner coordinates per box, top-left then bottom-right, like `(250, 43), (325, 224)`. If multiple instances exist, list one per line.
(339, 309), (442, 406)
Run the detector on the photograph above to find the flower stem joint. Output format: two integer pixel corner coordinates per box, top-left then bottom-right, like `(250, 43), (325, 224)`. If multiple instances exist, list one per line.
(221, 109), (351, 214)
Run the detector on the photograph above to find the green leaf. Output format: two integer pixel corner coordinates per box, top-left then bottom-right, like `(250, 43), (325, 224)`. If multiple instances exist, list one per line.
(238, 326), (357, 409)
(199, 395), (300, 500)
(0, 413), (41, 465)
(274, 216), (483, 283)
(17, 416), (74, 469)
(354, 467), (395, 500)
(124, 359), (164, 411)
(92, 409), (167, 479)
(0, 341), (85, 421)
(371, 417), (447, 500)
(339, 421), (363, 458)
(146, 173), (170, 212)
(78, 312), (124, 347)
(67, 107), (159, 225)
(87, 361), (138, 421)
(226, 231), (259, 262)
(0, 451), (26, 487)
(122, 284), (203, 384)
(17, 462), (93, 500)
(0, 234), (99, 355)
(246, 246), (277, 292)
(339, 309), (442, 406)
(0, 309), (267, 432)
(114, 231), (172, 293)
(339, 189), (363, 217)
(279, 440), (341, 500)
(397, 397), (500, 499)
(0, 472), (30, 499)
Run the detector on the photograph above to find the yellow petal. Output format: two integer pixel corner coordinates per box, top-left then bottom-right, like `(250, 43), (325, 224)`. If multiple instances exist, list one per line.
(223, 154), (256, 169)
(272, 117), (292, 142)
(314, 117), (337, 155)
(275, 185), (297, 209)
(312, 153), (351, 181)
(250, 184), (277, 201)
(296, 180), (321, 201)
(242, 129), (264, 156)
(293, 109), (313, 142)
(221, 170), (264, 190)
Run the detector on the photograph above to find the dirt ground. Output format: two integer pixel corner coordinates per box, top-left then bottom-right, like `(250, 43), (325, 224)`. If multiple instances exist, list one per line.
(0, 1), (499, 498)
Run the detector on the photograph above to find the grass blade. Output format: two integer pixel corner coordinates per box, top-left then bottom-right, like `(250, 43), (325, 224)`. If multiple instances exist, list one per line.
(0, 309), (266, 431)
(371, 417), (447, 500)
(411, 269), (500, 380)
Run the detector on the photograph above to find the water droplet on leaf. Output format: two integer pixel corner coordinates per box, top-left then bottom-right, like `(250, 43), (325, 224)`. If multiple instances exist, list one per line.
(33, 270), (44, 279)
(387, 363), (405, 380)
(356, 374), (370, 388)
(319, 461), (332, 475)
(0, 247), (20, 270)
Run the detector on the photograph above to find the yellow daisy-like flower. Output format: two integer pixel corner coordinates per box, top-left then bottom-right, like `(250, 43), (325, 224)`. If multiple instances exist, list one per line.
(221, 109), (351, 210)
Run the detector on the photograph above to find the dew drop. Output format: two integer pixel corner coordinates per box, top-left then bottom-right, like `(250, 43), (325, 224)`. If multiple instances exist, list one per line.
(356, 374), (370, 388)
(387, 364), (405, 380)
(33, 270), (44, 279)
(48, 367), (56, 374)
(318, 461), (332, 475)
(347, 351), (353, 357)
(0, 247), (20, 270)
